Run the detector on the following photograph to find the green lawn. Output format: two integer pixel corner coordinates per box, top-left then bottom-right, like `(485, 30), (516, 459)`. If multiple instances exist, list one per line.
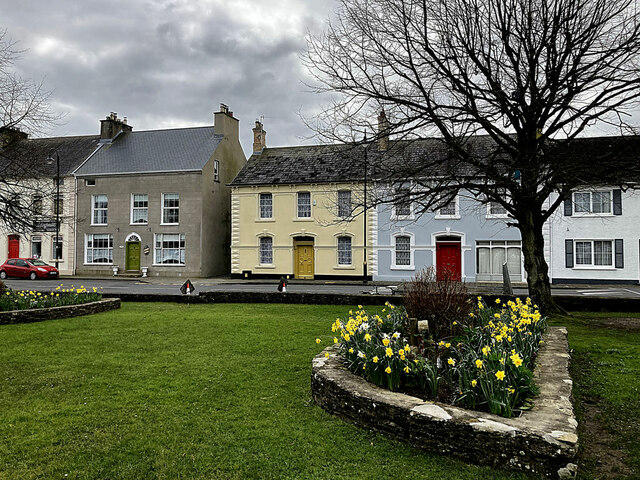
(0, 303), (528, 480)
(549, 312), (640, 479)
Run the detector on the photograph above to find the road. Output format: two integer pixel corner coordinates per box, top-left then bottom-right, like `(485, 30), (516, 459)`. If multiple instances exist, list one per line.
(5, 277), (640, 298)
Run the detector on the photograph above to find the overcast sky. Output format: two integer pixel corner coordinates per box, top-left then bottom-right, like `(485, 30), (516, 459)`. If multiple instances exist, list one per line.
(2, 0), (338, 154)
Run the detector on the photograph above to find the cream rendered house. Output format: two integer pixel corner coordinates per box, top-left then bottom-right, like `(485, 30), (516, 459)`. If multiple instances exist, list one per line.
(230, 122), (374, 280)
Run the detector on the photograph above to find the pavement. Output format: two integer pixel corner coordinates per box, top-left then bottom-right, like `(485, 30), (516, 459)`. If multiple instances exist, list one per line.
(4, 275), (640, 298)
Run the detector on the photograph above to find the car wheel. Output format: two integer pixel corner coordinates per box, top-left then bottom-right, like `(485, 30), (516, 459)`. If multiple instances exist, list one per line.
(0, 270), (6, 280)
(29, 272), (37, 280)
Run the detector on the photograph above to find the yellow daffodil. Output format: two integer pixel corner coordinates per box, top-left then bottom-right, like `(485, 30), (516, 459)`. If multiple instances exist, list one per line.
(385, 366), (392, 374)
(471, 379), (477, 387)
(495, 370), (506, 381)
(386, 347), (393, 357)
(372, 356), (379, 363)
(475, 359), (483, 368)
(315, 338), (321, 344)
(382, 338), (390, 347)
(447, 358), (456, 366)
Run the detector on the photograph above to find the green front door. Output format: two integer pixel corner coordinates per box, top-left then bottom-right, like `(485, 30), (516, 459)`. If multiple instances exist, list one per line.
(126, 242), (141, 271)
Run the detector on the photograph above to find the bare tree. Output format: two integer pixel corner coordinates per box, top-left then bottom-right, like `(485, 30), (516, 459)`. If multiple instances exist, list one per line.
(0, 28), (60, 234)
(304, 0), (640, 312)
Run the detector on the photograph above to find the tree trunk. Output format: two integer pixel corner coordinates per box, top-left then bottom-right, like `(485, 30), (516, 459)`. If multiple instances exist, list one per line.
(518, 214), (562, 315)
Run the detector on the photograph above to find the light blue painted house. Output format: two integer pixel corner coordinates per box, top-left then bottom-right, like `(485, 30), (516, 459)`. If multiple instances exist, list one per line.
(372, 189), (524, 283)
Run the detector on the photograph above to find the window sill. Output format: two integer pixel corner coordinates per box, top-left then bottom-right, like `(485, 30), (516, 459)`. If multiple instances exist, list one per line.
(435, 215), (461, 220)
(83, 263), (113, 266)
(293, 218), (314, 222)
(572, 266), (617, 270)
(160, 223), (180, 226)
(334, 265), (356, 270)
(390, 265), (415, 271)
(485, 214), (509, 219)
(130, 222), (149, 226)
(256, 218), (275, 222)
(90, 224), (109, 227)
(391, 215), (414, 221)
(152, 264), (186, 267)
(255, 264), (276, 269)
(572, 213), (615, 218)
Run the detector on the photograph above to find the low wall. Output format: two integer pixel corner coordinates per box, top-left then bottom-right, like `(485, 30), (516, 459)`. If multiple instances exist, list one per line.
(104, 291), (400, 306)
(0, 298), (121, 325)
(311, 327), (577, 478)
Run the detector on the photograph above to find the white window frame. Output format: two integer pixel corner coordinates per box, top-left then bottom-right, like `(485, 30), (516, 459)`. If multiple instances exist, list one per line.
(31, 236), (42, 259)
(486, 197), (509, 218)
(476, 240), (522, 278)
(130, 193), (149, 225)
(91, 194), (108, 225)
(435, 194), (460, 219)
(391, 233), (415, 270)
(214, 160), (220, 182)
(297, 192), (312, 219)
(85, 233), (113, 265)
(337, 190), (352, 218)
(258, 236), (274, 266)
(337, 235), (353, 266)
(153, 233), (186, 266)
(391, 187), (413, 220)
(573, 190), (613, 216)
(259, 193), (273, 219)
(573, 239), (614, 268)
(161, 193), (180, 225)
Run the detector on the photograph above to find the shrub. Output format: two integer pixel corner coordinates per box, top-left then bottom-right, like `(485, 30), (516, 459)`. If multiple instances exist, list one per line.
(0, 279), (5, 296)
(403, 267), (472, 340)
(318, 297), (547, 418)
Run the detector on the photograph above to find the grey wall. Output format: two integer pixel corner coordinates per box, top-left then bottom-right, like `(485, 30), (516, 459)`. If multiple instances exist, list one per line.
(75, 172), (205, 277)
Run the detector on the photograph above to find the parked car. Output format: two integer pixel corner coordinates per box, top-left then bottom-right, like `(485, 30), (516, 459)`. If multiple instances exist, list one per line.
(0, 258), (59, 280)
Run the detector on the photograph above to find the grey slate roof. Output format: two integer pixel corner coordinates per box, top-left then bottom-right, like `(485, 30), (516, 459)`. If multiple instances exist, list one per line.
(230, 138), (473, 186)
(74, 127), (222, 176)
(231, 135), (640, 187)
(230, 144), (369, 186)
(0, 134), (101, 177)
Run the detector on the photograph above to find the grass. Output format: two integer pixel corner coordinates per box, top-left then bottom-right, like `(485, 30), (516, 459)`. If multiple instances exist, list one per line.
(0, 303), (530, 480)
(549, 312), (640, 479)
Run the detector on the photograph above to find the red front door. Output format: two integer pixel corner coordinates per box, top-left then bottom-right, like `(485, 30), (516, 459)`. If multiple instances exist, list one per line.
(8, 235), (20, 259)
(436, 241), (461, 281)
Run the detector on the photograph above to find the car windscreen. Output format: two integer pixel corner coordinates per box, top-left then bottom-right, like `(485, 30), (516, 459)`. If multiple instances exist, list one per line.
(28, 260), (49, 266)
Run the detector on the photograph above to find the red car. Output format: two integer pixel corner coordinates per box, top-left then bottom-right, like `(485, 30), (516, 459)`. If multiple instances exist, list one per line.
(0, 258), (59, 280)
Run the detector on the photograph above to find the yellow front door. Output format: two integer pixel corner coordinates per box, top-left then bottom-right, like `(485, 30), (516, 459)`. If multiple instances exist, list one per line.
(294, 242), (314, 279)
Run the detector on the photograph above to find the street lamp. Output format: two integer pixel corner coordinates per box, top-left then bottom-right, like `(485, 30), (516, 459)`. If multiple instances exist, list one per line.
(363, 131), (368, 284)
(47, 152), (60, 269)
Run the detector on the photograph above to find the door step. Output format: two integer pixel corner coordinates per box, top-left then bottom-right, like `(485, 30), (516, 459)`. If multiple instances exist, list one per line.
(118, 271), (142, 278)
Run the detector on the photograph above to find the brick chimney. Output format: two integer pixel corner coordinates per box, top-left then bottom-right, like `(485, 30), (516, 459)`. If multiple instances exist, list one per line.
(377, 110), (389, 151)
(0, 127), (28, 148)
(100, 112), (132, 143)
(252, 120), (266, 153)
(214, 103), (239, 139)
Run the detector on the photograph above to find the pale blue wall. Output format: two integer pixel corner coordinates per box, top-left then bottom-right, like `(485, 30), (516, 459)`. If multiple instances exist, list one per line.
(374, 191), (522, 282)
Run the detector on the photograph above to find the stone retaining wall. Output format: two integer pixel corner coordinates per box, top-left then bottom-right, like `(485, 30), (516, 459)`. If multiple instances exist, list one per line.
(311, 327), (577, 478)
(0, 298), (121, 325)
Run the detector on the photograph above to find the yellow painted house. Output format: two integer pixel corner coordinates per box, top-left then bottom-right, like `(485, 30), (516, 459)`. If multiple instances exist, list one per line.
(230, 122), (375, 280)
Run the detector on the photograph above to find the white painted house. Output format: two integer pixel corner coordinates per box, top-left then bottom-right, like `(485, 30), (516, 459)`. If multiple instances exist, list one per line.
(545, 187), (640, 284)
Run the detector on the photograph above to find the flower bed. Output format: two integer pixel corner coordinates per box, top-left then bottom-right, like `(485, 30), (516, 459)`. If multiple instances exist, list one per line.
(317, 298), (546, 418)
(0, 285), (102, 311)
(311, 326), (577, 478)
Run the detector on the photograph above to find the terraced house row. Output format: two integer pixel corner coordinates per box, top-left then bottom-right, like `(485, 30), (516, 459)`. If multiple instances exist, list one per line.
(1, 107), (640, 284)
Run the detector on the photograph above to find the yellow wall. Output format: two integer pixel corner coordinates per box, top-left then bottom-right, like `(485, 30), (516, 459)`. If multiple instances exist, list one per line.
(231, 183), (375, 278)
